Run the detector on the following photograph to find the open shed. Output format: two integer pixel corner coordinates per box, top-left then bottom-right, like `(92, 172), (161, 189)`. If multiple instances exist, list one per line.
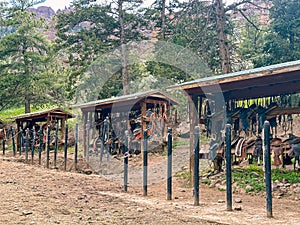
(168, 60), (300, 173)
(73, 90), (178, 155)
(14, 108), (74, 129)
(13, 108), (74, 144)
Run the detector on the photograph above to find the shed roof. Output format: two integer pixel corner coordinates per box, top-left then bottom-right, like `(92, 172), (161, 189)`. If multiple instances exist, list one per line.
(13, 108), (74, 122)
(73, 90), (179, 111)
(167, 60), (300, 100)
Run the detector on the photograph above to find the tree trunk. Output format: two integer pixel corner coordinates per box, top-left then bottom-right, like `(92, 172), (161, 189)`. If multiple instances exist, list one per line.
(161, 0), (166, 39)
(118, 0), (129, 95)
(215, 0), (232, 74)
(25, 95), (30, 113)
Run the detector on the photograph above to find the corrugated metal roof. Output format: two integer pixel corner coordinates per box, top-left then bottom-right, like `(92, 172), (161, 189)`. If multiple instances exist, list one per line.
(72, 90), (179, 109)
(168, 60), (300, 91)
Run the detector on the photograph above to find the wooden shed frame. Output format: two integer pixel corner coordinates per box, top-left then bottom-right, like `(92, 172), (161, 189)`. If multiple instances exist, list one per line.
(168, 59), (300, 178)
(13, 108), (75, 149)
(72, 90), (178, 156)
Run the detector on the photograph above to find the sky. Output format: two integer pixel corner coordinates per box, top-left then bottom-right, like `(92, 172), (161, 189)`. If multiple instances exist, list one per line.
(35, 0), (237, 11)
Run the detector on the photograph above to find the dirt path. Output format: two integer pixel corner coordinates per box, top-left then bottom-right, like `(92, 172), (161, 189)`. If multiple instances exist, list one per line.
(0, 154), (299, 225)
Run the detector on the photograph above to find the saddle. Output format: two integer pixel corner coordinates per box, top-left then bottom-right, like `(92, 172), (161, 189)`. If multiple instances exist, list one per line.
(235, 137), (245, 157)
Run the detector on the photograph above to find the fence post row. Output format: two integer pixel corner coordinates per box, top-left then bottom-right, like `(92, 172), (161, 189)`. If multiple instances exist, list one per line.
(264, 121), (273, 218)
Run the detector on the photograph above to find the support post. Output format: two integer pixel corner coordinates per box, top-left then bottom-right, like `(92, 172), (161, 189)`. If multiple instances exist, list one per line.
(2, 136), (5, 155)
(82, 112), (87, 157)
(194, 126), (200, 206)
(11, 126), (16, 156)
(189, 95), (198, 184)
(167, 128), (172, 200)
(54, 123), (58, 168)
(61, 119), (65, 141)
(16, 122), (20, 153)
(225, 124), (232, 211)
(74, 123), (78, 170)
(64, 123), (68, 171)
(86, 120), (90, 165)
(124, 130), (129, 192)
(143, 129), (148, 196)
(38, 126), (43, 165)
(19, 127), (23, 155)
(141, 102), (147, 155)
(264, 121), (272, 218)
(46, 125), (50, 168)
(31, 128), (35, 164)
(25, 128), (29, 162)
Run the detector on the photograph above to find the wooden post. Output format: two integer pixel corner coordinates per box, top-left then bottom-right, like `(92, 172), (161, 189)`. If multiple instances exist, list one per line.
(61, 118), (66, 141)
(31, 128), (35, 164)
(141, 102), (147, 154)
(167, 128), (172, 200)
(74, 123), (78, 170)
(54, 123), (58, 168)
(46, 125), (50, 168)
(16, 121), (20, 153)
(264, 121), (273, 218)
(64, 124), (68, 171)
(189, 95), (198, 184)
(82, 111), (87, 158)
(11, 126), (16, 156)
(225, 124), (232, 211)
(194, 126), (200, 206)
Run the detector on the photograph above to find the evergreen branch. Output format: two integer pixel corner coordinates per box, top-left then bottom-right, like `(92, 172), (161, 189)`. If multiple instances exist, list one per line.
(225, 0), (271, 12)
(238, 9), (266, 32)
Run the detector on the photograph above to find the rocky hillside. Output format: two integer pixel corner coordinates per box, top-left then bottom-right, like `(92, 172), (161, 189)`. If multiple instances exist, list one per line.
(27, 6), (56, 21)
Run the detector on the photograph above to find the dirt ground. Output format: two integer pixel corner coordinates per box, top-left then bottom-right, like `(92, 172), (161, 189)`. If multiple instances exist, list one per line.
(0, 144), (300, 225)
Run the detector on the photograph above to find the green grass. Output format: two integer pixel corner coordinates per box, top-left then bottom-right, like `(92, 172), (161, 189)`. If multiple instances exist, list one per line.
(231, 166), (300, 193)
(175, 170), (191, 180)
(200, 135), (210, 144)
(0, 105), (74, 123)
(0, 106), (57, 123)
(0, 107), (26, 123)
(232, 168), (265, 193)
(172, 139), (188, 148)
(201, 179), (211, 185)
(272, 168), (300, 183)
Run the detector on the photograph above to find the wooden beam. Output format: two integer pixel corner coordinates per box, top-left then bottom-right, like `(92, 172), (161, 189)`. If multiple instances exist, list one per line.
(169, 64), (300, 92)
(224, 80), (300, 100)
(189, 95), (198, 184)
(267, 107), (300, 118)
(82, 111), (87, 157)
(141, 101), (147, 154)
(184, 70), (300, 100)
